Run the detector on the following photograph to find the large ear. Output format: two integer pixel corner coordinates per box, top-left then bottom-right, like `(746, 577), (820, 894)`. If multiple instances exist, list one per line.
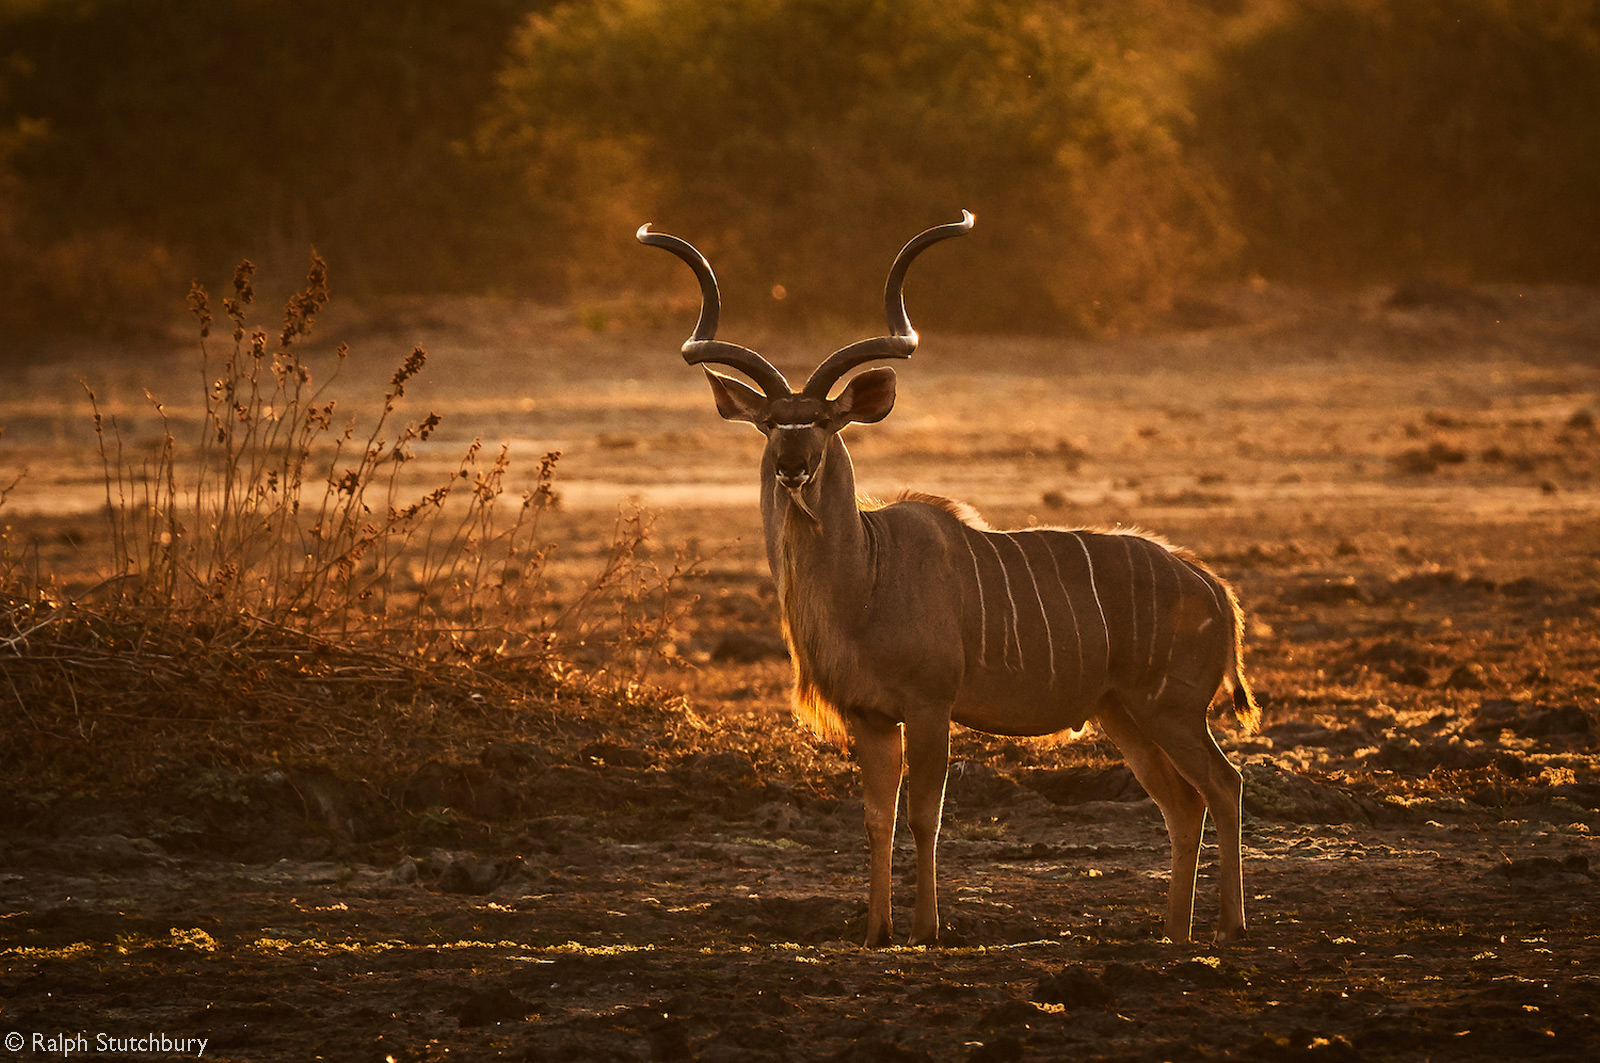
(833, 366), (897, 425)
(704, 368), (768, 424)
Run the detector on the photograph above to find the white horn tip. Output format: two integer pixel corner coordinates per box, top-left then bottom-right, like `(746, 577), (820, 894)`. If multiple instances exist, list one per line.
(636, 223), (654, 241)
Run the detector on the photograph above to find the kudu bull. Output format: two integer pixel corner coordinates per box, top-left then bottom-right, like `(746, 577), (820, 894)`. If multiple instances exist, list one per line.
(638, 212), (1260, 946)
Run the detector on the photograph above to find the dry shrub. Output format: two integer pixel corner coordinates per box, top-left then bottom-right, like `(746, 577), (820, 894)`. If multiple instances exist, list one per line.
(79, 254), (691, 668)
(0, 258), (696, 796)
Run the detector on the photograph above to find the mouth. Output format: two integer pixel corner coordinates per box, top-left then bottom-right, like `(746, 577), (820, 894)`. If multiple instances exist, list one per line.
(777, 472), (811, 490)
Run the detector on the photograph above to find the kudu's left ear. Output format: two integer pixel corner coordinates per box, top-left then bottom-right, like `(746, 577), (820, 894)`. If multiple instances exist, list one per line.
(704, 368), (768, 424)
(833, 366), (897, 425)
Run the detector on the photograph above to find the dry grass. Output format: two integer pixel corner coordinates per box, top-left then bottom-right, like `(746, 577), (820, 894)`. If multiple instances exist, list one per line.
(0, 258), (697, 800)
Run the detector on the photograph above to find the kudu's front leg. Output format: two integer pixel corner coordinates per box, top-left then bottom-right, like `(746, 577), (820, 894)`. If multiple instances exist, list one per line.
(853, 720), (903, 948)
(904, 718), (951, 946)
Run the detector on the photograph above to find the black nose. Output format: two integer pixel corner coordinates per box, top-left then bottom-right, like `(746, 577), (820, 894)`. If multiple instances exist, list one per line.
(775, 457), (809, 484)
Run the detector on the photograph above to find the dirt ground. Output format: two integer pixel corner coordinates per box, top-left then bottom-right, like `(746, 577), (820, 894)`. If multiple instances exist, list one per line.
(3, 280), (1599, 1060)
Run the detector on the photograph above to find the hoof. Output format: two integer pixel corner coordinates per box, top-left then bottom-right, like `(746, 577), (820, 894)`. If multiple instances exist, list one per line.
(1212, 925), (1249, 946)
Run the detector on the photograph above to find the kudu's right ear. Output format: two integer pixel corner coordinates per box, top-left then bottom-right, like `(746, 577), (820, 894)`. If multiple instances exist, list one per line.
(704, 368), (768, 424)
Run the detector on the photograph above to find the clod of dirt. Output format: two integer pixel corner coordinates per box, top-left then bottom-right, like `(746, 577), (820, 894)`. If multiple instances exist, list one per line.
(1492, 751), (1530, 778)
(1343, 639), (1448, 686)
(1021, 764), (1142, 805)
(829, 1038), (934, 1063)
(1242, 762), (1384, 824)
(1520, 704), (1594, 737)
(1289, 576), (1369, 604)
(707, 894), (855, 945)
(692, 749), (760, 784)
(1171, 957), (1252, 988)
(644, 1015), (695, 1060)
(10, 833), (174, 874)
(1497, 576), (1554, 598)
(387, 856), (420, 884)
(1501, 854), (1592, 880)
(1379, 568), (1495, 600)
(1032, 964), (1116, 1009)
(978, 999), (1047, 1030)
(1444, 663), (1490, 690)
(292, 768), (394, 842)
(402, 760), (523, 818)
(966, 1034), (1025, 1063)
(944, 761), (1035, 808)
(1101, 961), (1170, 994)
(1242, 1029), (1360, 1062)
(420, 849), (525, 894)
(1265, 719), (1371, 755)
(451, 985), (535, 1028)
(1474, 700), (1597, 742)
(578, 740), (653, 768)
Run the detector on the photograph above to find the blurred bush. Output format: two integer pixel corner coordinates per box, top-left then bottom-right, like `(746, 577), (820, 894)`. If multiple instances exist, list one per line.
(480, 0), (1236, 333)
(1, 0), (1597, 337)
(0, 0), (547, 335)
(1190, 0), (1600, 284)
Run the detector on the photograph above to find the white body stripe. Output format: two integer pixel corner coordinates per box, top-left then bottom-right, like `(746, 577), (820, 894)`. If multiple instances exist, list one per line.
(1033, 531), (1083, 687)
(1121, 536), (1139, 658)
(1070, 532), (1110, 671)
(1003, 532), (1056, 684)
(961, 530), (989, 668)
(1154, 550), (1179, 674)
(980, 533), (1024, 670)
(1144, 545), (1160, 667)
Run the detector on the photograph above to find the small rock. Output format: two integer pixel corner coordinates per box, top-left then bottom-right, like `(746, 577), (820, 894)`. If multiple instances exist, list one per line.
(1519, 704), (1593, 737)
(452, 986), (534, 1028)
(1032, 964), (1115, 1009)
(1444, 663), (1489, 691)
(386, 857), (420, 885)
(1101, 962), (1169, 994)
(978, 998), (1045, 1030)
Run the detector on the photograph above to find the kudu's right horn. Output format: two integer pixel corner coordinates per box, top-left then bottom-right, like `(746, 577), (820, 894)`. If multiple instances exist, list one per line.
(801, 210), (975, 400)
(636, 224), (792, 398)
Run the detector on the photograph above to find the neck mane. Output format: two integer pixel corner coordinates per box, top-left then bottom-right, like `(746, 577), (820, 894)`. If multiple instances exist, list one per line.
(761, 434), (876, 744)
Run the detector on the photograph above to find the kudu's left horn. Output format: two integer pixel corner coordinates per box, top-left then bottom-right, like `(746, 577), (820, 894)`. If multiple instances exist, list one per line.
(636, 224), (792, 398)
(801, 210), (975, 400)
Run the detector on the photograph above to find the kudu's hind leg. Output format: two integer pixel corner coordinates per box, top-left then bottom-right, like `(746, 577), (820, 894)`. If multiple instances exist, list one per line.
(1094, 695), (1208, 943)
(1132, 691), (1248, 943)
(852, 718), (904, 948)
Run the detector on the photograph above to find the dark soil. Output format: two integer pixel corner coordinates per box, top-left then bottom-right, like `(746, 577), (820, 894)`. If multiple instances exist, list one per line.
(4, 290), (1600, 1060)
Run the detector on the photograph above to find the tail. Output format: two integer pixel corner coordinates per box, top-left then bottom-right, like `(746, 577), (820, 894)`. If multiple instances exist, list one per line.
(1230, 660), (1261, 734)
(1220, 576), (1262, 734)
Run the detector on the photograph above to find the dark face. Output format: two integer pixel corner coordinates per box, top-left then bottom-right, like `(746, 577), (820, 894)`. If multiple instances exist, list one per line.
(760, 396), (835, 488)
(704, 366), (898, 489)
